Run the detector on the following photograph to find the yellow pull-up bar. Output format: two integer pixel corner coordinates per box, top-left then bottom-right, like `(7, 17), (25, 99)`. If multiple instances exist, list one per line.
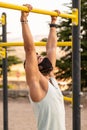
(0, 2), (78, 25)
(0, 41), (72, 47)
(64, 96), (72, 103)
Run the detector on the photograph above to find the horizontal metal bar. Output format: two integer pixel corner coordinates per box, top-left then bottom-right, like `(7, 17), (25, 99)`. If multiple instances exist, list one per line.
(0, 2), (76, 19)
(0, 41), (72, 47)
(64, 96), (72, 102)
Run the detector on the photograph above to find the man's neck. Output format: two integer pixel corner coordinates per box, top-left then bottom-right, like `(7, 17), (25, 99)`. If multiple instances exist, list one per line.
(45, 75), (50, 80)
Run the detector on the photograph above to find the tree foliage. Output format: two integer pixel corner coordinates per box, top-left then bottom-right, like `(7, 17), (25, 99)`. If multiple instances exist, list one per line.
(56, 0), (87, 91)
(81, 0), (87, 90)
(0, 55), (22, 76)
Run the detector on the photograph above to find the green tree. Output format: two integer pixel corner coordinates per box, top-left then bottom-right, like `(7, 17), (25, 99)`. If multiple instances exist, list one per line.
(55, 4), (72, 88)
(56, 0), (87, 91)
(0, 55), (22, 76)
(81, 0), (87, 90)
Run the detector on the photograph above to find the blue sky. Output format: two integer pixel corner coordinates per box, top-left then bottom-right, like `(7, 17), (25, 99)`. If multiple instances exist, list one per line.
(0, 0), (71, 41)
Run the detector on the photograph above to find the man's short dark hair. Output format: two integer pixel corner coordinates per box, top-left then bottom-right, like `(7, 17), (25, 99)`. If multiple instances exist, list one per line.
(38, 57), (53, 75)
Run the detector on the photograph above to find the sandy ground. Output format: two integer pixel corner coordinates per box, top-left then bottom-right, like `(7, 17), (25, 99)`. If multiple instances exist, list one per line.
(0, 97), (87, 130)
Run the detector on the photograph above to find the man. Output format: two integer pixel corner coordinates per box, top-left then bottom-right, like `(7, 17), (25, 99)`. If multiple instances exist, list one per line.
(21, 4), (66, 130)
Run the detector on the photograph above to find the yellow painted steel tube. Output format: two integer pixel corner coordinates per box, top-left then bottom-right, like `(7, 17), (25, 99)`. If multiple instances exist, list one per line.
(0, 51), (6, 58)
(0, 15), (6, 25)
(0, 47), (6, 58)
(0, 2), (76, 19)
(0, 41), (72, 47)
(64, 96), (72, 103)
(0, 18), (2, 21)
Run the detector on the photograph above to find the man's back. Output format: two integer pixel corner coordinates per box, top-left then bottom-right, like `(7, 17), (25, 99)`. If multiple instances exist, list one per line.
(30, 77), (66, 130)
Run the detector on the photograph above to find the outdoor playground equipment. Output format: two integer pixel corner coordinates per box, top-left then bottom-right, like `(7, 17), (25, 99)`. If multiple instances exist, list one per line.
(0, 1), (81, 130)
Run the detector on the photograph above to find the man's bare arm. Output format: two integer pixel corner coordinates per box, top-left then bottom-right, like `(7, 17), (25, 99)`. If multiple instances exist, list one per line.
(21, 4), (48, 102)
(21, 5), (40, 84)
(46, 10), (60, 70)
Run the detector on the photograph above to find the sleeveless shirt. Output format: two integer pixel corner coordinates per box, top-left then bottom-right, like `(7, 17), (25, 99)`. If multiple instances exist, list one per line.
(29, 77), (66, 130)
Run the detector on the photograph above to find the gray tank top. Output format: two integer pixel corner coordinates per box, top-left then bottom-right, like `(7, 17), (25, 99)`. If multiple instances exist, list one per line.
(30, 77), (66, 130)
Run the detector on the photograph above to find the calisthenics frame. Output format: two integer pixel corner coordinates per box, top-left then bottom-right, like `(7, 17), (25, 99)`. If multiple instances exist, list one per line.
(0, 1), (81, 130)
(0, 1), (78, 25)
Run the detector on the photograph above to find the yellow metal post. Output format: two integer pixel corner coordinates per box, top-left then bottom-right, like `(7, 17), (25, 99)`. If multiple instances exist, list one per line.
(0, 41), (72, 47)
(0, 2), (78, 25)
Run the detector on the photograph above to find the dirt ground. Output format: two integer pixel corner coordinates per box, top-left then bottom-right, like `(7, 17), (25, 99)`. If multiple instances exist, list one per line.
(0, 96), (87, 130)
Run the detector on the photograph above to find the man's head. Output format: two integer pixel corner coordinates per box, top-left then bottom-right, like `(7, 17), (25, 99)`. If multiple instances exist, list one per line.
(24, 53), (53, 76)
(37, 53), (53, 76)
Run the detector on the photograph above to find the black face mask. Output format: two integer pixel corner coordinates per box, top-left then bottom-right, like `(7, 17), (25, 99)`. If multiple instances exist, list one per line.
(38, 57), (53, 74)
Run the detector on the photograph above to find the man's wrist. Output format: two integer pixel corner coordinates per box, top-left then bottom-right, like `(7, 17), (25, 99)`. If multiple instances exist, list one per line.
(49, 23), (57, 28)
(20, 17), (28, 23)
(21, 20), (28, 23)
